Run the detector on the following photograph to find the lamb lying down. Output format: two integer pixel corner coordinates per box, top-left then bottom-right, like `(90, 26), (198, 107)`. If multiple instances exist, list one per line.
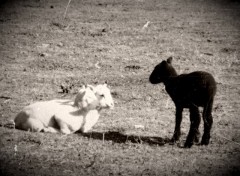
(14, 84), (114, 134)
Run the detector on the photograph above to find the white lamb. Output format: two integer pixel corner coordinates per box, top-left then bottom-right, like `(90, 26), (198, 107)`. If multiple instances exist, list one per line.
(14, 84), (114, 134)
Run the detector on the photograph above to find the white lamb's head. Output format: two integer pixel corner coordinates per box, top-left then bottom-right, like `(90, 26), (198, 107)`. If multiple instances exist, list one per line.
(74, 84), (114, 110)
(74, 85), (99, 110)
(93, 83), (114, 109)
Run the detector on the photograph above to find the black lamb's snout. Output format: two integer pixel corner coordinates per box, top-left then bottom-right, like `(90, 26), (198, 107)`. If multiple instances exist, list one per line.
(149, 70), (161, 84)
(149, 75), (158, 84)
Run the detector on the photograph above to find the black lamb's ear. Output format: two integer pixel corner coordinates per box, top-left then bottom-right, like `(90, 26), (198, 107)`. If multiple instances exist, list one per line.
(166, 57), (173, 64)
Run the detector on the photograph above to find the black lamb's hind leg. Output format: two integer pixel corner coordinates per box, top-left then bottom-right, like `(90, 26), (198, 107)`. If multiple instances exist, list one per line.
(185, 106), (201, 148)
(201, 99), (214, 145)
(171, 106), (183, 143)
(194, 109), (201, 144)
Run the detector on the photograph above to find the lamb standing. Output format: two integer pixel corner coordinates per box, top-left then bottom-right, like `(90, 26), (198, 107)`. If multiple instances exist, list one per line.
(149, 57), (217, 148)
(14, 84), (114, 134)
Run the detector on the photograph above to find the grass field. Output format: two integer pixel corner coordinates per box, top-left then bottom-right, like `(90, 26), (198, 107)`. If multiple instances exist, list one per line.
(0, 0), (240, 175)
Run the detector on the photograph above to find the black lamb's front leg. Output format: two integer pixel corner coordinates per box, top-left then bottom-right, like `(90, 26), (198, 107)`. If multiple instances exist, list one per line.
(171, 106), (183, 143)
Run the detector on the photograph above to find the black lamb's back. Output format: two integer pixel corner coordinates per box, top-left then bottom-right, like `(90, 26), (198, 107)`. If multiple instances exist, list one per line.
(165, 71), (217, 108)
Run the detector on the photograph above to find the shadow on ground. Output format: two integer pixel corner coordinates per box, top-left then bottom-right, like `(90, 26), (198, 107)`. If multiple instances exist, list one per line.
(81, 131), (170, 146)
(2, 123), (170, 146)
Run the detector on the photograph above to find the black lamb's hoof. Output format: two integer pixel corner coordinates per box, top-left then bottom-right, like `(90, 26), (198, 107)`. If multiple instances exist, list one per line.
(194, 133), (200, 143)
(201, 135), (210, 145)
(169, 138), (178, 145)
(201, 139), (210, 146)
(169, 140), (175, 145)
(184, 142), (193, 148)
(194, 137), (200, 144)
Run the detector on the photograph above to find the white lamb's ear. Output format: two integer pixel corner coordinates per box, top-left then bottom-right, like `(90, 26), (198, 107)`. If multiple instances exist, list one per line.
(78, 86), (86, 95)
(103, 83), (108, 87)
(87, 84), (95, 91)
(102, 80), (109, 87)
(74, 91), (86, 108)
(79, 85), (86, 90)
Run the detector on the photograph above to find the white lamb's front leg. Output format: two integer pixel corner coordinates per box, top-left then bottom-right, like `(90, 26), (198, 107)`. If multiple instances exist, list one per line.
(54, 116), (71, 134)
(81, 110), (100, 133)
(59, 123), (71, 134)
(43, 127), (60, 133)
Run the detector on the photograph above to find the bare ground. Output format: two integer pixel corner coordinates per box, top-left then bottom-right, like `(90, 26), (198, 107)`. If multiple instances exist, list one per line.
(0, 0), (240, 175)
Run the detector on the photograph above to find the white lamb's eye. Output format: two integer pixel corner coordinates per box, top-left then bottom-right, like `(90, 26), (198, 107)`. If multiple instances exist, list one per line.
(100, 94), (105, 97)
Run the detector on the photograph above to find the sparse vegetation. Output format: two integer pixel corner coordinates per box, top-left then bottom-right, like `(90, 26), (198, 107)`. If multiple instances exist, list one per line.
(0, 0), (240, 175)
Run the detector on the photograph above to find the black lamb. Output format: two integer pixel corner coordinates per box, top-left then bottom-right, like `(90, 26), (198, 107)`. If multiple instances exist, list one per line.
(149, 57), (217, 148)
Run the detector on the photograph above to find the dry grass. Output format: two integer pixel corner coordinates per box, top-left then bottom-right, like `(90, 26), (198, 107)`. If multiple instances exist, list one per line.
(0, 0), (240, 175)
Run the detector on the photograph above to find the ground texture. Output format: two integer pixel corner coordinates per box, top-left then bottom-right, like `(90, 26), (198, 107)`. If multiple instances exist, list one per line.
(0, 0), (240, 175)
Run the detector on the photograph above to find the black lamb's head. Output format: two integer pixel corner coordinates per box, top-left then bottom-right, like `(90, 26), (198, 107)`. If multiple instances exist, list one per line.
(149, 57), (177, 84)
